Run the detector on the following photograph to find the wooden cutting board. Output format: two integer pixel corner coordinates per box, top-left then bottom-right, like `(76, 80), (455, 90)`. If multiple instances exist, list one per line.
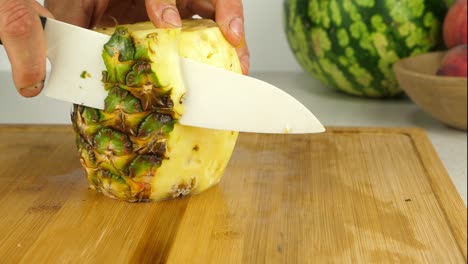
(0, 125), (466, 263)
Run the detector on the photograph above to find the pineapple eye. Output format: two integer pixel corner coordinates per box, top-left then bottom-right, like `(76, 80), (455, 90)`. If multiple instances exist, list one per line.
(179, 94), (186, 104)
(158, 114), (173, 124)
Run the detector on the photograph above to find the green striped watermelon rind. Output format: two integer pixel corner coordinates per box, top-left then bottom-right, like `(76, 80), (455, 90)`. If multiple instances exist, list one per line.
(284, 0), (447, 98)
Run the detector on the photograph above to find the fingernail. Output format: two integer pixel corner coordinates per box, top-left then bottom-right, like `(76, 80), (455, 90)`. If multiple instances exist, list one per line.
(21, 80), (44, 92)
(229, 18), (244, 39)
(240, 55), (250, 74)
(162, 8), (182, 27)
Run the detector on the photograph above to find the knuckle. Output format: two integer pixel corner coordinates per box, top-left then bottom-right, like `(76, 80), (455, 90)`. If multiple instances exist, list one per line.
(15, 63), (44, 84)
(26, 65), (44, 80)
(79, 0), (95, 17)
(0, 0), (35, 38)
(13, 56), (44, 76)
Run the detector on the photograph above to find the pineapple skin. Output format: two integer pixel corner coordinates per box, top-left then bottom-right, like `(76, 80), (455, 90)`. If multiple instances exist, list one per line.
(72, 20), (241, 202)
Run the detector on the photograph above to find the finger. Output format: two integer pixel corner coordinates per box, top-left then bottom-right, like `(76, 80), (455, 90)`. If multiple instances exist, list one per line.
(0, 0), (47, 97)
(87, 0), (111, 28)
(211, 0), (249, 74)
(236, 39), (250, 75)
(177, 0), (215, 19)
(211, 0), (244, 46)
(192, 0), (215, 19)
(45, 0), (89, 27)
(31, 1), (54, 18)
(96, 0), (149, 27)
(145, 0), (182, 28)
(44, 0), (109, 28)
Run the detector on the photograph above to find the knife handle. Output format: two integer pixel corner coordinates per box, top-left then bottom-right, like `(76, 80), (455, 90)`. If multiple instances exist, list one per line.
(0, 16), (47, 45)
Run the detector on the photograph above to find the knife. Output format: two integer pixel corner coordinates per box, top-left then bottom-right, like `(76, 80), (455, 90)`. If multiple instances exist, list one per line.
(3, 17), (325, 134)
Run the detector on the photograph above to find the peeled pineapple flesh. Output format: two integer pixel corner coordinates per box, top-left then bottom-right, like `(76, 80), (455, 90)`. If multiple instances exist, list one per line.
(72, 19), (241, 202)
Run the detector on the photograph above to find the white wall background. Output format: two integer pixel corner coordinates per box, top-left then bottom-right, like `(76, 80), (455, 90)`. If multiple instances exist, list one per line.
(243, 0), (302, 72)
(0, 0), (302, 72)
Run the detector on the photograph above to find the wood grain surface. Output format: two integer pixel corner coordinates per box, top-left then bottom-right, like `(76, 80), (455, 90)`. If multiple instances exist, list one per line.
(0, 125), (466, 263)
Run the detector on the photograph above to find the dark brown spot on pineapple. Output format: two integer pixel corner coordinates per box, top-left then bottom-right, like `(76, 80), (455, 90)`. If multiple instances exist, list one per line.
(135, 61), (150, 72)
(127, 74), (135, 86)
(179, 94), (185, 104)
(171, 177), (197, 198)
(135, 182), (152, 202)
(193, 145), (200, 151)
(158, 94), (174, 108)
(159, 114), (173, 124)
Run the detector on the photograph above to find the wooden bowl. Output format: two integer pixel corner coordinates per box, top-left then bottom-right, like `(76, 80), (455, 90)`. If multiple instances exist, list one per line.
(393, 51), (467, 131)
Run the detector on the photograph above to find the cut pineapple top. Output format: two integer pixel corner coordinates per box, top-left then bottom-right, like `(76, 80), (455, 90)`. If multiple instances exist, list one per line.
(179, 20), (241, 72)
(97, 19), (241, 72)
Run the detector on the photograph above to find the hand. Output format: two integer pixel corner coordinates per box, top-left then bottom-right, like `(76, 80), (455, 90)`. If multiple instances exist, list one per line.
(0, 0), (250, 98)
(0, 0), (53, 97)
(47, 0), (250, 75)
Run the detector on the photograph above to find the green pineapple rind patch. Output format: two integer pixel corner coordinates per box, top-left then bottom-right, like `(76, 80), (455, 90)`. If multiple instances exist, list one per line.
(73, 26), (178, 202)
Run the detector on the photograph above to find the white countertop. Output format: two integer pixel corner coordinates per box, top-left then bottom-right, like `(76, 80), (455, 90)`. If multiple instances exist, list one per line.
(0, 71), (466, 204)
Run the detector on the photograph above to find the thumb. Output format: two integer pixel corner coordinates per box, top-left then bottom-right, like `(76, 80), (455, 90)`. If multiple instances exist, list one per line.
(0, 0), (51, 97)
(145, 0), (182, 28)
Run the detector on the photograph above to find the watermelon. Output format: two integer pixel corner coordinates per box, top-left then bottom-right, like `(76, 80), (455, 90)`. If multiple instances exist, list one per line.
(445, 0), (457, 7)
(284, 0), (448, 98)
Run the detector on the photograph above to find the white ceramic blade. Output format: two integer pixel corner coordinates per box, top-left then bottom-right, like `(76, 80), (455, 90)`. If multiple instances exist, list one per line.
(41, 18), (325, 134)
(179, 58), (324, 134)
(42, 18), (109, 109)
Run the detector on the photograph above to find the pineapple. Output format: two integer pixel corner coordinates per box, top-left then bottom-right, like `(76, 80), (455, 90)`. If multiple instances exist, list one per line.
(71, 19), (242, 202)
